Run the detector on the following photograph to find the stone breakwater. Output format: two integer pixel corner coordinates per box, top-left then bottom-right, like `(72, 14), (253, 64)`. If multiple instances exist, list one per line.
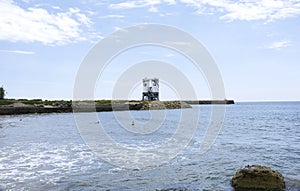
(0, 99), (234, 115)
(185, 100), (234, 104)
(0, 100), (192, 115)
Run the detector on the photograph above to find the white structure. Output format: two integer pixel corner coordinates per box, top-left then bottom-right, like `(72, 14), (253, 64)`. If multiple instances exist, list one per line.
(142, 78), (159, 101)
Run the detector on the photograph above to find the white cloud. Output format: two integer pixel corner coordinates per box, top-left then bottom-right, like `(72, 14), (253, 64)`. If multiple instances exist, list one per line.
(109, 0), (163, 9)
(186, 0), (300, 22)
(52, 6), (61, 10)
(0, 49), (35, 54)
(266, 40), (292, 49)
(21, 0), (32, 3)
(0, 0), (93, 45)
(149, 6), (158, 12)
(76, 13), (92, 26)
(109, 0), (300, 22)
(99, 14), (125, 18)
(164, 0), (176, 5)
(113, 26), (129, 32)
(109, 1), (141, 9)
(68, 7), (80, 13)
(218, 0), (300, 22)
(166, 53), (174, 57)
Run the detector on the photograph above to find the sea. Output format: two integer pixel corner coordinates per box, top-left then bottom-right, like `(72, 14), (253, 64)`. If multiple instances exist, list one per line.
(0, 102), (299, 191)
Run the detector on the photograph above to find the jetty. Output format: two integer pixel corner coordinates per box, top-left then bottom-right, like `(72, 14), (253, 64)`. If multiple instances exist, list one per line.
(0, 99), (234, 115)
(185, 100), (234, 104)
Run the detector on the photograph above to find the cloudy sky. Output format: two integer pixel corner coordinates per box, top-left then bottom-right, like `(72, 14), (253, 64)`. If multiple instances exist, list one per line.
(0, 0), (299, 101)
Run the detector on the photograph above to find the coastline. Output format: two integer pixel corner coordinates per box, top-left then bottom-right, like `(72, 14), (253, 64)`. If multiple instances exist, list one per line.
(0, 99), (234, 115)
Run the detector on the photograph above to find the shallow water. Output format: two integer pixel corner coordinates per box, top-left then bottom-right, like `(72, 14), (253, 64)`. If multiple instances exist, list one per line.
(0, 102), (299, 190)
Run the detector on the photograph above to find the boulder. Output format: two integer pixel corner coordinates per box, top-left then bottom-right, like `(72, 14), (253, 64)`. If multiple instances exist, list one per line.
(232, 165), (285, 191)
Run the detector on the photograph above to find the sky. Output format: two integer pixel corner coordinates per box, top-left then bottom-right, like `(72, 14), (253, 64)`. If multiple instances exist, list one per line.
(0, 0), (300, 101)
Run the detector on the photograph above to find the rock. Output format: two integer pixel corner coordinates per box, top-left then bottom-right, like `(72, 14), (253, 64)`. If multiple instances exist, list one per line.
(141, 101), (192, 110)
(232, 165), (285, 191)
(12, 102), (34, 108)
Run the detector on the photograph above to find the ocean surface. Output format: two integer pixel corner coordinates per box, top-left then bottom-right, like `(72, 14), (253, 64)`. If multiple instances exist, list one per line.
(0, 102), (299, 191)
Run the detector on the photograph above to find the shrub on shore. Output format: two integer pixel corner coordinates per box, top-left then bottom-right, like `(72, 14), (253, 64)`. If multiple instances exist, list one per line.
(0, 99), (15, 105)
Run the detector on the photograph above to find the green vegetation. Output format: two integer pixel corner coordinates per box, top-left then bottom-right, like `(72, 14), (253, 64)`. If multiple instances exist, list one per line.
(0, 99), (15, 105)
(0, 99), (72, 107)
(95, 100), (112, 104)
(18, 99), (43, 105)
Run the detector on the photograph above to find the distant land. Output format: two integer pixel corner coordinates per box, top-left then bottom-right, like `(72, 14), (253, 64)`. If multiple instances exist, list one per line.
(0, 99), (234, 115)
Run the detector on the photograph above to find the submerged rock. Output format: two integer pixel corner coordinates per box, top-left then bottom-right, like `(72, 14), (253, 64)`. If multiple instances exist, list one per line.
(232, 165), (285, 191)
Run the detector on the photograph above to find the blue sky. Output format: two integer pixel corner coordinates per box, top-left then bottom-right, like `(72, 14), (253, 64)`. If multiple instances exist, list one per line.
(0, 0), (299, 101)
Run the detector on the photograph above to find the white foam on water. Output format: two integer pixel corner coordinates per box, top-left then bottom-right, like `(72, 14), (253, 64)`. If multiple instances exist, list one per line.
(0, 142), (103, 189)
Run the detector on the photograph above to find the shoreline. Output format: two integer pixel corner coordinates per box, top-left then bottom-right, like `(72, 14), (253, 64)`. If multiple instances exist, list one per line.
(0, 99), (234, 115)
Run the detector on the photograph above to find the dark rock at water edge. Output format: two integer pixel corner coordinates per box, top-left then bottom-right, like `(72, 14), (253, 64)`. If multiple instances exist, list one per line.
(232, 165), (285, 191)
(0, 106), (72, 115)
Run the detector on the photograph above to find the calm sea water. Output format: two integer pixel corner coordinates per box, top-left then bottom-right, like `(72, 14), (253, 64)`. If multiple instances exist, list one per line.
(0, 102), (299, 191)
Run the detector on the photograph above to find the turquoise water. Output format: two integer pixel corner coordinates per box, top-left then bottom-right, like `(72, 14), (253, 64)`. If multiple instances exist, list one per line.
(0, 102), (299, 190)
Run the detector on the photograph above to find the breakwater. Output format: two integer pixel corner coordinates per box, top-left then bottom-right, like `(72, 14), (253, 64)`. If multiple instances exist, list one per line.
(185, 100), (234, 104)
(0, 99), (234, 115)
